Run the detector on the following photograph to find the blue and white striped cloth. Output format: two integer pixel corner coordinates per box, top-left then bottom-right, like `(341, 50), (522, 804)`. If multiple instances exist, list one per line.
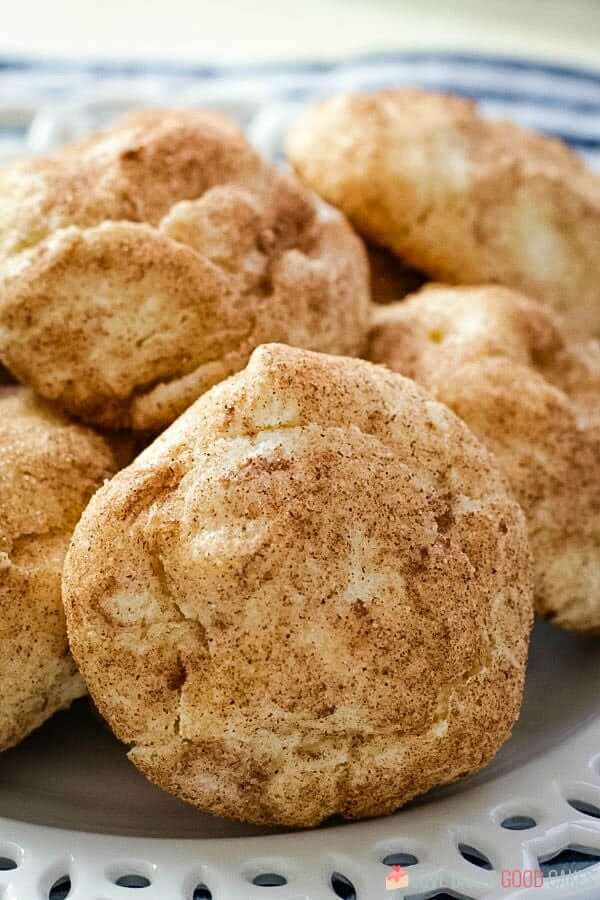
(1, 51), (599, 166)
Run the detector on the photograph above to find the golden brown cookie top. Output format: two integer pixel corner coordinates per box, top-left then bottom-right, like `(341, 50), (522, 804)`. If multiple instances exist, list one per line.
(0, 110), (369, 431)
(287, 88), (596, 224)
(369, 283), (561, 381)
(0, 109), (263, 256)
(369, 283), (600, 417)
(287, 88), (600, 337)
(0, 387), (124, 556)
(64, 344), (532, 825)
(0, 386), (131, 750)
(369, 285), (600, 631)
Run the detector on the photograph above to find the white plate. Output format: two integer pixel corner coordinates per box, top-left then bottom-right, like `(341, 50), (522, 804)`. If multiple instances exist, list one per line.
(2, 622), (600, 900)
(1, 52), (600, 900)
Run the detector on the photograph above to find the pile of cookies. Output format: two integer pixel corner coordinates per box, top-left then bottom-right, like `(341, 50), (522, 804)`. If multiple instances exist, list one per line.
(0, 91), (598, 828)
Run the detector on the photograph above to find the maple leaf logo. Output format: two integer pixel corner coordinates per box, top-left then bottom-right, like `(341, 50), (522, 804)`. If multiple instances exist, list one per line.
(385, 864), (409, 890)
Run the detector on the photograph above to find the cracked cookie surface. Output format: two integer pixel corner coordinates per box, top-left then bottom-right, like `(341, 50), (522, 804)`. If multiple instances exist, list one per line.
(0, 386), (128, 750)
(0, 109), (369, 431)
(369, 284), (600, 632)
(287, 88), (600, 338)
(63, 344), (532, 826)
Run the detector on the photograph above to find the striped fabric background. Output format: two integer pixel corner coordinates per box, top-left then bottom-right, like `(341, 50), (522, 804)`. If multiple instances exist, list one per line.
(1, 51), (599, 166)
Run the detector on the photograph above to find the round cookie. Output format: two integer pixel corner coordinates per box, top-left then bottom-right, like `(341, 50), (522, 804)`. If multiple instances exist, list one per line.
(63, 343), (532, 826)
(369, 284), (600, 632)
(0, 387), (128, 750)
(287, 88), (600, 337)
(0, 109), (369, 431)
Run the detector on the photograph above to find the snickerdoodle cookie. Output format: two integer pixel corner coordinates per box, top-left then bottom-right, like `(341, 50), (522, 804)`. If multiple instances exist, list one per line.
(0, 387), (127, 750)
(287, 88), (600, 337)
(63, 343), (532, 826)
(0, 109), (369, 431)
(369, 284), (600, 632)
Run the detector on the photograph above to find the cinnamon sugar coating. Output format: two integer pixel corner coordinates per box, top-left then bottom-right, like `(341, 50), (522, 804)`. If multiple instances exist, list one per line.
(0, 110), (369, 431)
(0, 386), (127, 749)
(63, 344), (532, 826)
(369, 284), (600, 631)
(287, 88), (600, 337)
